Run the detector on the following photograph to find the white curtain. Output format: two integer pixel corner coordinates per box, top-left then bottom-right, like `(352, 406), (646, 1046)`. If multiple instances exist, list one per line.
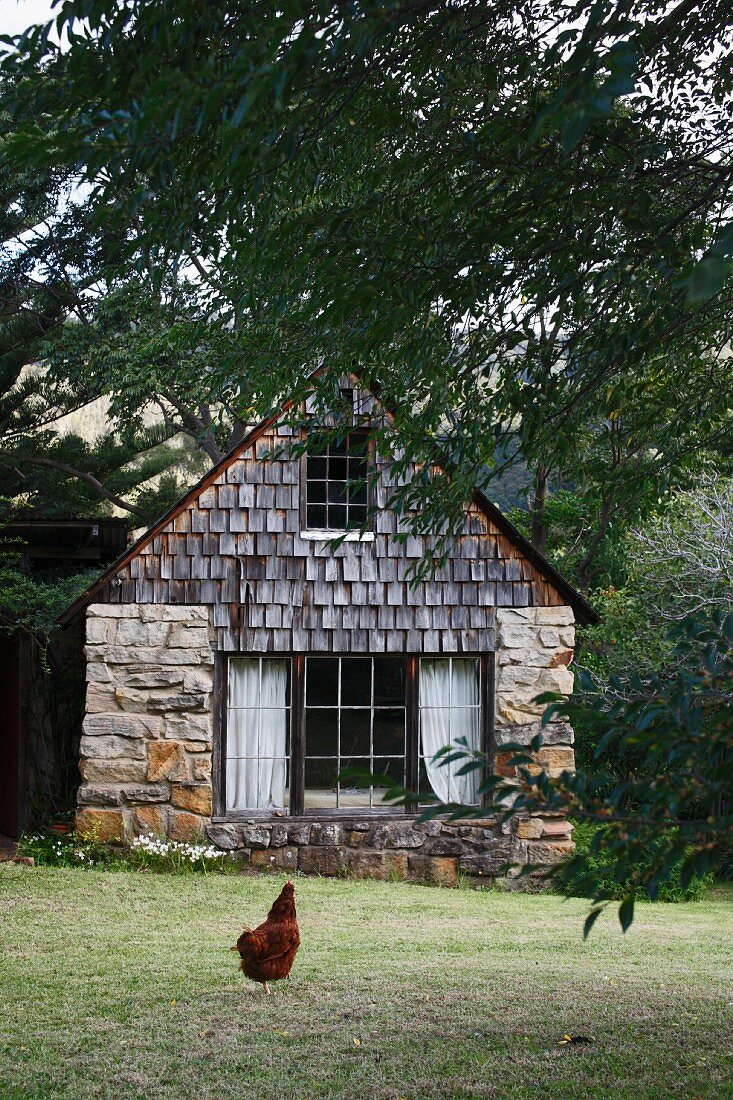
(227, 659), (288, 811)
(420, 659), (480, 804)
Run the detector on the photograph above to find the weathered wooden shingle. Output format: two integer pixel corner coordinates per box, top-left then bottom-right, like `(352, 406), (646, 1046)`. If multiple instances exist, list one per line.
(93, 386), (578, 649)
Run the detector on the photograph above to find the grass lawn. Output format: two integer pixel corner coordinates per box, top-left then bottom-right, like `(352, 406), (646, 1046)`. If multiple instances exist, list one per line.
(0, 867), (731, 1099)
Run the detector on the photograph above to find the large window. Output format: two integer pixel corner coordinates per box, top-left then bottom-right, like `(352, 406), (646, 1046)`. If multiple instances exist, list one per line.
(220, 654), (489, 816)
(304, 432), (369, 531)
(304, 657), (406, 808)
(226, 658), (291, 812)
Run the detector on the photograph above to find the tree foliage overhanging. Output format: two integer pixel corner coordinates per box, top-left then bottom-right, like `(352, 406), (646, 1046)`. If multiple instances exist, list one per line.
(1, 0), (731, 561)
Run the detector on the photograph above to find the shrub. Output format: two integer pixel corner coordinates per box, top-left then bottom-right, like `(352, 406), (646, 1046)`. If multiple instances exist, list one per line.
(558, 822), (714, 903)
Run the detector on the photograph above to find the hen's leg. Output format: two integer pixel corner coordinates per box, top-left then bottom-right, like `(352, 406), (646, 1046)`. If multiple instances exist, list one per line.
(263, 982), (272, 995)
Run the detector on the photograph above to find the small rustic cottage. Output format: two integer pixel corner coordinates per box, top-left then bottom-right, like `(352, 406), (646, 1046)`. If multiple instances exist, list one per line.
(60, 378), (596, 885)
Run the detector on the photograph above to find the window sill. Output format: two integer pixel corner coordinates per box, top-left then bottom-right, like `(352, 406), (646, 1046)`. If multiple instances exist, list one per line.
(299, 529), (375, 542)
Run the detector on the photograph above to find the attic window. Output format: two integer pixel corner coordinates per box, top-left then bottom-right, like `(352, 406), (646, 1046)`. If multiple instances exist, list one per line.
(305, 431), (369, 531)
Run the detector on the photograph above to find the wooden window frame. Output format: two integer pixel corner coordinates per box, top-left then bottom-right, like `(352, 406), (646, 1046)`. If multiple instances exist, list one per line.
(299, 429), (373, 535)
(214, 651), (495, 821)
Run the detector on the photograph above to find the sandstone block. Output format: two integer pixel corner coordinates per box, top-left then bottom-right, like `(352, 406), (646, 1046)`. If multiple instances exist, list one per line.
(525, 841), (574, 865)
(345, 830), (367, 848)
(169, 811), (206, 842)
(160, 606), (209, 623)
(250, 847), (298, 872)
(192, 755), (212, 782)
(83, 714), (164, 739)
(77, 785), (122, 806)
(426, 836), (463, 856)
(183, 738), (211, 751)
(130, 805), (166, 837)
(407, 855), (458, 887)
(85, 663), (112, 684)
(168, 625), (210, 648)
(116, 620), (170, 647)
(298, 845), (347, 876)
(147, 741), (190, 782)
(534, 746), (575, 777)
(182, 669), (214, 693)
(79, 735), (146, 760)
(516, 818), (544, 840)
(85, 685), (120, 714)
(122, 669), (184, 689)
(87, 603), (131, 618)
(76, 808), (124, 842)
(206, 824), (240, 850)
(269, 824), (289, 848)
(541, 819), (574, 838)
(122, 785), (169, 804)
(310, 822), (344, 846)
(371, 823), (425, 849)
(86, 618), (114, 644)
(146, 692), (209, 713)
(459, 851), (512, 876)
(166, 715), (212, 741)
(347, 849), (408, 880)
(242, 825), (271, 849)
(170, 784), (212, 816)
(80, 758), (147, 784)
(287, 823), (312, 845)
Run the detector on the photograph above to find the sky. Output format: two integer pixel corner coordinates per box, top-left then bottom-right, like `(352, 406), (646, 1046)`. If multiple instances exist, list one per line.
(2, 0), (58, 38)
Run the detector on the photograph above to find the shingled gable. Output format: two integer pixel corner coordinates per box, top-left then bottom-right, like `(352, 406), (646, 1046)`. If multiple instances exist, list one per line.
(59, 383), (596, 628)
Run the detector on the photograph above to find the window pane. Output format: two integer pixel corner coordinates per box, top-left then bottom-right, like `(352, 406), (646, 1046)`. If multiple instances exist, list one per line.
(226, 658), (289, 812)
(327, 504), (347, 529)
(308, 455), (328, 479)
(339, 759), (372, 807)
(450, 658), (479, 706)
(340, 710), (371, 755)
(373, 658), (406, 705)
(328, 479), (348, 505)
(305, 708), (338, 756)
(373, 757), (405, 785)
(329, 455), (348, 480)
(306, 503), (328, 528)
(449, 708), (480, 751)
(373, 709), (405, 755)
(304, 757), (339, 808)
(308, 479), (327, 503)
(340, 657), (372, 706)
(330, 437), (348, 456)
(347, 433), (368, 458)
(306, 657), (339, 706)
(348, 480), (368, 506)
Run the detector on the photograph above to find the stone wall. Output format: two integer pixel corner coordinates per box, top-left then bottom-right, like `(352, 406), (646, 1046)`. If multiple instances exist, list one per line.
(76, 602), (576, 878)
(77, 603), (215, 843)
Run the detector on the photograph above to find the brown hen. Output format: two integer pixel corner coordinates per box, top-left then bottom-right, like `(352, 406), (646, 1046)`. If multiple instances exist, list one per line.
(231, 881), (300, 994)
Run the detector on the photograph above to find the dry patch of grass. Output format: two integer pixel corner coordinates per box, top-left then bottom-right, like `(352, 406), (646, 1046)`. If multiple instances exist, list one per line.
(0, 866), (731, 1099)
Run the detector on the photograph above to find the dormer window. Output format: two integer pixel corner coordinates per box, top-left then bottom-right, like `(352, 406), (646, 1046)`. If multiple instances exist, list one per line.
(305, 432), (369, 532)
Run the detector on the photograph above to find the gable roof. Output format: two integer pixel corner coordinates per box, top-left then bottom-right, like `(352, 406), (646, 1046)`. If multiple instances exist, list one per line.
(58, 387), (598, 627)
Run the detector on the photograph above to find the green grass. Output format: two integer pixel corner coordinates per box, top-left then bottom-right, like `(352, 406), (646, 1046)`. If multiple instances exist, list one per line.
(0, 868), (731, 1099)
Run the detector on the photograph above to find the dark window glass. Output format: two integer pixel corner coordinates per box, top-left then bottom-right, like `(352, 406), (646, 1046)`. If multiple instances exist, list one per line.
(340, 657), (372, 706)
(306, 504), (327, 529)
(306, 709), (338, 756)
(373, 709), (405, 755)
(373, 658), (406, 705)
(340, 711), (371, 756)
(306, 658), (339, 706)
(304, 656), (406, 810)
(305, 432), (370, 530)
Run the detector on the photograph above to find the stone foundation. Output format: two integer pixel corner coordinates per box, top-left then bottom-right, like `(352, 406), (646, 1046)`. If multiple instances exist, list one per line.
(76, 602), (576, 882)
(204, 814), (572, 886)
